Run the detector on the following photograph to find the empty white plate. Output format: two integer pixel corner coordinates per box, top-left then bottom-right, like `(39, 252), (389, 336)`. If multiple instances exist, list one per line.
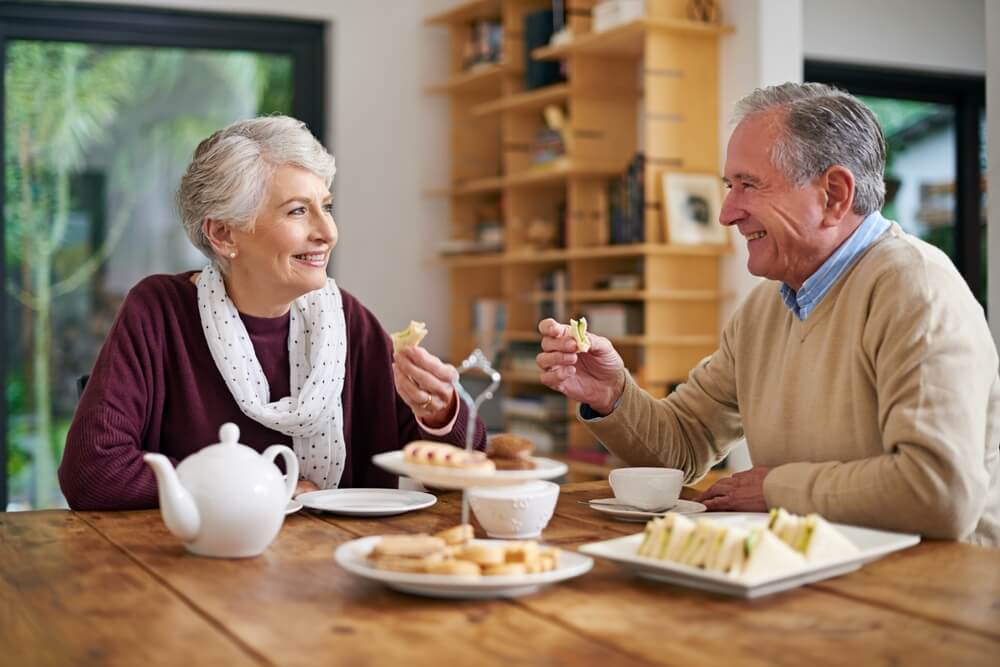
(286, 498), (304, 515)
(297, 488), (437, 517)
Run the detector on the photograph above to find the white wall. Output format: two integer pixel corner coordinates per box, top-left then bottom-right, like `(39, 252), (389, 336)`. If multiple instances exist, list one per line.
(802, 0), (985, 74)
(718, 0), (803, 324)
(62, 0), (458, 359)
(713, 0), (804, 471)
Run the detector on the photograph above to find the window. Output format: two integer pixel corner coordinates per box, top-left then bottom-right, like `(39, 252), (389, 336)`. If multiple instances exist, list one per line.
(805, 61), (986, 304)
(1, 3), (325, 509)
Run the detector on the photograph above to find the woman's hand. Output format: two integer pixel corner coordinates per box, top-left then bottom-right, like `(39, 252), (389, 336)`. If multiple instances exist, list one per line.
(393, 346), (459, 429)
(294, 479), (319, 497)
(535, 318), (626, 415)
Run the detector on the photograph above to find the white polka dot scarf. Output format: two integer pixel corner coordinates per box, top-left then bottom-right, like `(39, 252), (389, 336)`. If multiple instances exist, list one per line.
(197, 264), (347, 489)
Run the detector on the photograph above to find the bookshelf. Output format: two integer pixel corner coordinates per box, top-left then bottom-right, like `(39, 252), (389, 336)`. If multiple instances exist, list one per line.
(426, 0), (731, 479)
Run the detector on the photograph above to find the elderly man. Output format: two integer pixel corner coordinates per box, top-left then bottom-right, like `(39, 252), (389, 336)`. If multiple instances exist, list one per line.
(537, 82), (999, 545)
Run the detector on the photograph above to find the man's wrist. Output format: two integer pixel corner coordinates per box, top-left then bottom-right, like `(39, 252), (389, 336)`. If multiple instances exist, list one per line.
(589, 370), (626, 416)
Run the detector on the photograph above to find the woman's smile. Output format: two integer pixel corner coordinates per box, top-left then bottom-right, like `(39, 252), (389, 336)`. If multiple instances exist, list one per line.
(292, 251), (328, 268)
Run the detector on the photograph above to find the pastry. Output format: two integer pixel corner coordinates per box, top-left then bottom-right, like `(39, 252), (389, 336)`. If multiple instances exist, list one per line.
(486, 433), (536, 471)
(425, 560), (481, 577)
(501, 541), (539, 564)
(364, 526), (562, 578)
(493, 458), (537, 471)
(481, 563), (528, 576)
(391, 320), (427, 353)
(403, 441), (496, 472)
(434, 523), (474, 546)
(457, 544), (505, 567)
(487, 433), (534, 460)
(370, 534), (446, 558)
(370, 552), (445, 573)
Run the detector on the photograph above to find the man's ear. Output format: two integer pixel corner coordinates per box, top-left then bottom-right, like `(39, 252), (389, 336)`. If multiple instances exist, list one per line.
(203, 218), (236, 256)
(820, 166), (855, 227)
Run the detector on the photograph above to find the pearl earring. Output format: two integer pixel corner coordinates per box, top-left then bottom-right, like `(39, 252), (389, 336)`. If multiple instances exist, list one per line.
(229, 251), (237, 259)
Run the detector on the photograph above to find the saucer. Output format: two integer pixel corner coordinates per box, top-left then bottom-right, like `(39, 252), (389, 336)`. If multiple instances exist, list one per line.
(286, 498), (304, 515)
(297, 488), (437, 517)
(587, 497), (706, 522)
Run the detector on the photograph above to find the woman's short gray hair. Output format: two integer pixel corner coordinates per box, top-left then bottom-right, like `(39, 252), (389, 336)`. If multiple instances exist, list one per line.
(734, 82), (886, 216)
(177, 115), (336, 260)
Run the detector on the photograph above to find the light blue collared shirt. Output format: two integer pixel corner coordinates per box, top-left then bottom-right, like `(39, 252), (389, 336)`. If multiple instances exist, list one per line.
(780, 211), (891, 320)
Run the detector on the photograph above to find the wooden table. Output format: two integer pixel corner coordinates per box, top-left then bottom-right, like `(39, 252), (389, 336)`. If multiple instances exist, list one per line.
(5, 481), (1000, 666)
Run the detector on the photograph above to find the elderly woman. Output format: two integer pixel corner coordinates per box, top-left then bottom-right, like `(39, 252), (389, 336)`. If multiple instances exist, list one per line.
(59, 115), (485, 510)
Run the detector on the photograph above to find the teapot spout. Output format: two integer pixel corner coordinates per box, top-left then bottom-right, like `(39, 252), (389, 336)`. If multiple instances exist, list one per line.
(144, 453), (200, 542)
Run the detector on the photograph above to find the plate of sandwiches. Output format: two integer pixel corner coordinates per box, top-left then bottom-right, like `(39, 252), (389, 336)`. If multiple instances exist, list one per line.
(372, 436), (567, 490)
(334, 523), (593, 599)
(578, 508), (920, 599)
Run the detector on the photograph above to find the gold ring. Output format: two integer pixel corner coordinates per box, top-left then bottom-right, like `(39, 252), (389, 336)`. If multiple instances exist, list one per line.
(419, 395), (433, 411)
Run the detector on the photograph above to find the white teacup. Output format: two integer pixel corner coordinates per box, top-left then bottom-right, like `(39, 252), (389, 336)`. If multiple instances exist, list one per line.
(468, 481), (560, 539)
(608, 467), (684, 511)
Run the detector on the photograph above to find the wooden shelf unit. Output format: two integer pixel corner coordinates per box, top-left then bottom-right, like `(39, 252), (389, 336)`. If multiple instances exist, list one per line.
(426, 0), (731, 471)
(424, 0), (503, 27)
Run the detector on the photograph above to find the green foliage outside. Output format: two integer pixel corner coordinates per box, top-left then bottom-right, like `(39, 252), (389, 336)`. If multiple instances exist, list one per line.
(860, 96), (987, 304)
(4, 42), (293, 508)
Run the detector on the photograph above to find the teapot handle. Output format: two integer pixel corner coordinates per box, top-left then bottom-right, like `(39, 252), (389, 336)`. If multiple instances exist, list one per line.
(263, 445), (299, 502)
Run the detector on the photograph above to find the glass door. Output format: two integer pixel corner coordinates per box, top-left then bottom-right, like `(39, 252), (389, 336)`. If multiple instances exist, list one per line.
(805, 61), (986, 305)
(1, 4), (326, 509)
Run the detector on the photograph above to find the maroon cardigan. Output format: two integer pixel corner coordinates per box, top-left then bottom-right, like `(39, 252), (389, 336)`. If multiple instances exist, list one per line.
(59, 272), (486, 510)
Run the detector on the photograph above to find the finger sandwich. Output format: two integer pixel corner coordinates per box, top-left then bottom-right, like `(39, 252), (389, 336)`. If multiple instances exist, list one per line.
(637, 515), (807, 581)
(767, 508), (860, 564)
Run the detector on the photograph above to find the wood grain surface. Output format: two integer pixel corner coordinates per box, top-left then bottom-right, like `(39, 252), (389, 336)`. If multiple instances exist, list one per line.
(5, 482), (999, 666)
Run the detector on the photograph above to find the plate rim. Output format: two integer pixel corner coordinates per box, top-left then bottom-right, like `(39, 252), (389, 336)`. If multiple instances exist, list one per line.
(297, 487), (437, 515)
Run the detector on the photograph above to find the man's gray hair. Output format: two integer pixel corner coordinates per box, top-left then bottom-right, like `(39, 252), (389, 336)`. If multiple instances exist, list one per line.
(177, 115), (336, 260)
(734, 82), (886, 216)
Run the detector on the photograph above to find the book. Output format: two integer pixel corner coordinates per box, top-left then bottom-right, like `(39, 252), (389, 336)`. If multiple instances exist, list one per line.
(536, 269), (567, 323)
(523, 9), (565, 90)
(578, 303), (642, 337)
(608, 153), (645, 244)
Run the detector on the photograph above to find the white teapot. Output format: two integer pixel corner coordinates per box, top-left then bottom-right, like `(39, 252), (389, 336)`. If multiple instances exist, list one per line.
(143, 423), (298, 558)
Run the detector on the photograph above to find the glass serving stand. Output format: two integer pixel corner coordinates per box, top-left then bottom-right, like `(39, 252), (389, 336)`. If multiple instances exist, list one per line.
(452, 349), (501, 525)
(370, 348), (567, 517)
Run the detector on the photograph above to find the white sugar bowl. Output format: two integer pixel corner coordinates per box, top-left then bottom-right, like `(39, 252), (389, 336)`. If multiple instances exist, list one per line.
(468, 481), (560, 539)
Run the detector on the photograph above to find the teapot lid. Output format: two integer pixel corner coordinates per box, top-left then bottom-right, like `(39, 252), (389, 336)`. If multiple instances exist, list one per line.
(219, 422), (240, 446)
(189, 422), (259, 464)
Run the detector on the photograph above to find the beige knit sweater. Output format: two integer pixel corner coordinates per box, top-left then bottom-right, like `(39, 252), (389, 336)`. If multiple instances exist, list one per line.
(584, 225), (1000, 545)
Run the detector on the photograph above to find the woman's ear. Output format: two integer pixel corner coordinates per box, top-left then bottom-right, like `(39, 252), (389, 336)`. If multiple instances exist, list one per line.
(820, 166), (855, 227)
(203, 218), (236, 258)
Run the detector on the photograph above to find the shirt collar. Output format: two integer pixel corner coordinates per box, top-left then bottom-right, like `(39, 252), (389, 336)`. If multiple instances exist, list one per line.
(780, 211), (891, 320)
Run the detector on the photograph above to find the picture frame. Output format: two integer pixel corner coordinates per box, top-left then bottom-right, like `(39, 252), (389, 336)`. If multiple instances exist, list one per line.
(661, 172), (728, 245)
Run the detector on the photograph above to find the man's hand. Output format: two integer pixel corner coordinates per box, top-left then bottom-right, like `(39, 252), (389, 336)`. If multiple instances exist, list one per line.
(696, 466), (771, 512)
(535, 318), (626, 415)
